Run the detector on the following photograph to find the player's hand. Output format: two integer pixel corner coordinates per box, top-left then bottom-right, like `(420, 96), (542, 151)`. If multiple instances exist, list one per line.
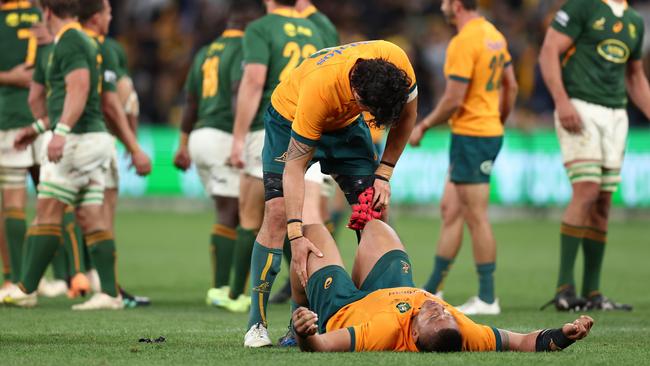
(562, 315), (594, 341)
(131, 149), (152, 176)
(13, 127), (38, 150)
(228, 139), (245, 169)
(47, 134), (66, 163)
(290, 236), (323, 288)
(292, 307), (319, 338)
(556, 99), (583, 134)
(409, 124), (426, 147)
(372, 178), (391, 210)
(173, 146), (191, 171)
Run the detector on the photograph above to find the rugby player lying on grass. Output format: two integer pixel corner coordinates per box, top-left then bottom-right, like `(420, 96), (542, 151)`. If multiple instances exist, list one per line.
(289, 220), (594, 352)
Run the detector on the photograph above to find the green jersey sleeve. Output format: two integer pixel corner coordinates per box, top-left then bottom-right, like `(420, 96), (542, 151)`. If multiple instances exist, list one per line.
(58, 31), (91, 75)
(101, 41), (119, 93)
(243, 22), (270, 65)
(631, 20), (645, 60)
(551, 0), (587, 40)
(33, 44), (52, 85)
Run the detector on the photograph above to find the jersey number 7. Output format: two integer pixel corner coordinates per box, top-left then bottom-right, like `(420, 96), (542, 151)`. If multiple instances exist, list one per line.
(17, 28), (37, 66)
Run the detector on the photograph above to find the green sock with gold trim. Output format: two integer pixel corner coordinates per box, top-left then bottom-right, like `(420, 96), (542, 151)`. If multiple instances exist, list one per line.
(557, 223), (584, 290)
(19, 224), (62, 293)
(247, 241), (282, 328)
(86, 231), (118, 297)
(62, 207), (87, 275)
(3, 208), (27, 283)
(582, 228), (606, 298)
(211, 224), (236, 288)
(229, 226), (255, 299)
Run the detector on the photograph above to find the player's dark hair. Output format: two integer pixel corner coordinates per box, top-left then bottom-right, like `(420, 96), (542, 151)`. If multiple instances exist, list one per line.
(458, 0), (478, 10)
(350, 59), (412, 129)
(77, 0), (104, 23)
(274, 0), (297, 6)
(40, 0), (79, 18)
(416, 328), (463, 353)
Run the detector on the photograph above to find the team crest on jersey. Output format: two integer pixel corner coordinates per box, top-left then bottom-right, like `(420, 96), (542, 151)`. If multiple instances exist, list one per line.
(592, 17), (605, 31)
(612, 21), (623, 33)
(396, 302), (411, 313)
(274, 152), (288, 163)
(324, 277), (333, 289)
(284, 23), (312, 38)
(480, 160), (494, 175)
(400, 260), (410, 274)
(597, 39), (630, 64)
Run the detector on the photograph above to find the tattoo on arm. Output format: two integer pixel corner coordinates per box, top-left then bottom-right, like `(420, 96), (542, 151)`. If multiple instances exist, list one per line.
(286, 137), (315, 162)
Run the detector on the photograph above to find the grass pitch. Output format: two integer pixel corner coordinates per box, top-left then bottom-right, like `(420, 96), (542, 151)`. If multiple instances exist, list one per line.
(1, 210), (649, 365)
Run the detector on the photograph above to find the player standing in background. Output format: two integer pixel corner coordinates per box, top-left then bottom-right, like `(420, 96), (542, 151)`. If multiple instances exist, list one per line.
(0, 0), (41, 297)
(296, 0), (338, 47)
(410, 0), (518, 315)
(225, 0), (325, 321)
(174, 4), (260, 309)
(539, 0), (649, 311)
(79, 0), (152, 308)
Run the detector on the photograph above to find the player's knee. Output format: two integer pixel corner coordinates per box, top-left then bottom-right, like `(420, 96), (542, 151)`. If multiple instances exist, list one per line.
(263, 198), (286, 229)
(76, 206), (107, 233)
(440, 200), (461, 224)
(571, 182), (601, 205)
(215, 197), (239, 228)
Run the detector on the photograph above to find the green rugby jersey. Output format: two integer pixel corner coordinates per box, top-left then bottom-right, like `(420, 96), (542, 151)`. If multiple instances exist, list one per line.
(83, 29), (119, 94)
(301, 5), (339, 48)
(46, 22), (105, 133)
(104, 37), (129, 79)
(552, 0), (644, 108)
(0, 1), (41, 130)
(185, 29), (244, 133)
(243, 8), (325, 130)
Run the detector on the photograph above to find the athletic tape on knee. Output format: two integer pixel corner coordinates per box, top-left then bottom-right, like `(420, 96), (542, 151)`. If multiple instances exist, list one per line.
(566, 162), (602, 184)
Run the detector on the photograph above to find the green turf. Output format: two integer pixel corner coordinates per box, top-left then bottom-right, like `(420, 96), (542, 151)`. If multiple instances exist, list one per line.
(1, 211), (648, 365)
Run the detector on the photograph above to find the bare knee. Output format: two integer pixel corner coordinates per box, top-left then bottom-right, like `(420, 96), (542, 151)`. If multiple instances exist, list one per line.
(76, 205), (108, 233)
(359, 220), (405, 254)
(440, 199), (461, 226)
(34, 198), (65, 225)
(214, 196), (239, 228)
(571, 183), (601, 207)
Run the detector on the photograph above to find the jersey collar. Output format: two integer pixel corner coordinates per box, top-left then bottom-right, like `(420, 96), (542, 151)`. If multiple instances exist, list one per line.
(0, 1), (32, 10)
(299, 5), (318, 18)
(271, 7), (301, 18)
(55, 21), (82, 43)
(222, 29), (244, 38)
(82, 27), (105, 43)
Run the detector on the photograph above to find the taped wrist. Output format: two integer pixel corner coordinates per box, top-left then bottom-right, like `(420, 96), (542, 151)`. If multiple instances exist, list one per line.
(31, 119), (46, 134)
(287, 219), (303, 241)
(54, 123), (70, 137)
(374, 161), (394, 181)
(535, 328), (575, 352)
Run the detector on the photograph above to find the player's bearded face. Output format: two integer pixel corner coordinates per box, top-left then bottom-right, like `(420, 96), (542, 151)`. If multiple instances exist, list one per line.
(441, 0), (457, 24)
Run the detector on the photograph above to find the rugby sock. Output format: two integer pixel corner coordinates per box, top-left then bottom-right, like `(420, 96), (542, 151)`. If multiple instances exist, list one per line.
(62, 207), (87, 275)
(557, 223), (584, 290)
(423, 255), (453, 294)
(85, 231), (118, 297)
(229, 227), (255, 299)
(19, 225), (62, 293)
(477, 262), (496, 304)
(51, 247), (68, 281)
(211, 224), (236, 288)
(3, 208), (26, 283)
(581, 228), (606, 298)
(247, 241), (282, 328)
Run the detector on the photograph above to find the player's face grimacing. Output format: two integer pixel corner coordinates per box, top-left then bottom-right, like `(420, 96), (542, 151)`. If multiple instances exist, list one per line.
(411, 299), (461, 352)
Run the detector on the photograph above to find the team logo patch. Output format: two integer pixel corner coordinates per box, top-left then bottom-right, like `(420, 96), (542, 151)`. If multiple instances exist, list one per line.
(274, 152), (288, 163)
(480, 160), (494, 175)
(592, 17), (605, 31)
(612, 21), (623, 33)
(324, 277), (333, 289)
(597, 39), (630, 64)
(253, 281), (271, 293)
(396, 302), (411, 313)
(400, 260), (410, 274)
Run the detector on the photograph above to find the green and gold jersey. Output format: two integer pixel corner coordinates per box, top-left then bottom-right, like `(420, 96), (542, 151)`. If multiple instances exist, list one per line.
(185, 29), (244, 133)
(301, 5), (339, 48)
(552, 0), (644, 108)
(104, 37), (129, 79)
(0, 1), (41, 130)
(83, 29), (119, 94)
(243, 8), (325, 130)
(33, 43), (52, 87)
(46, 22), (105, 133)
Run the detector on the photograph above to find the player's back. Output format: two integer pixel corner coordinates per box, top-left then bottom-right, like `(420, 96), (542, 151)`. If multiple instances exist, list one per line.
(243, 8), (325, 128)
(188, 30), (244, 132)
(445, 17), (510, 137)
(0, 1), (41, 129)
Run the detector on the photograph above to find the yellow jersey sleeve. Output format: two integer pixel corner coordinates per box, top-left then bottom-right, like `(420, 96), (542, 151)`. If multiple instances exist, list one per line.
(450, 308), (499, 351)
(350, 319), (402, 352)
(444, 36), (475, 83)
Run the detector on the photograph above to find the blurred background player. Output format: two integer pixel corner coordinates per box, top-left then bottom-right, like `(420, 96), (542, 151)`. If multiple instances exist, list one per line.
(539, 0), (649, 311)
(225, 0), (325, 320)
(79, 0), (152, 308)
(244, 39), (417, 347)
(174, 3), (260, 308)
(410, 0), (518, 315)
(0, 0), (42, 298)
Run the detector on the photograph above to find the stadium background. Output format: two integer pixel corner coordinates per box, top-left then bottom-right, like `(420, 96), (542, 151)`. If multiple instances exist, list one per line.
(97, 0), (650, 208)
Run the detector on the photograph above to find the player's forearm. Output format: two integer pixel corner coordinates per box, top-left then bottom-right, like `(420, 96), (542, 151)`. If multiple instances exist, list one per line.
(283, 159), (307, 222)
(421, 94), (459, 131)
(381, 99), (417, 165)
(232, 79), (263, 142)
(539, 46), (570, 105)
(626, 70), (650, 119)
(500, 83), (518, 123)
(498, 329), (539, 352)
(102, 91), (141, 153)
(28, 82), (48, 120)
(0, 69), (31, 88)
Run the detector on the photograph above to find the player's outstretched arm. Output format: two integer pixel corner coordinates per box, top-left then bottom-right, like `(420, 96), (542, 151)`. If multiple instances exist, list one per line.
(499, 64), (518, 124)
(625, 60), (650, 120)
(293, 307), (352, 352)
(498, 315), (594, 352)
